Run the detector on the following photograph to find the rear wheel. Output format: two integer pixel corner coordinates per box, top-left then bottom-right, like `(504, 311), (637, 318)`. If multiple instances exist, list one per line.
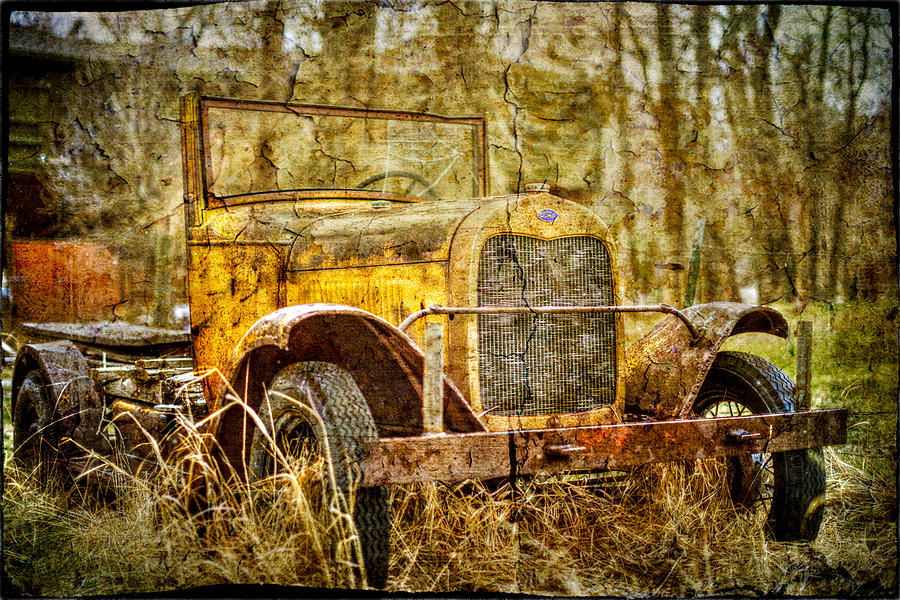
(13, 369), (72, 486)
(694, 351), (825, 541)
(249, 362), (390, 588)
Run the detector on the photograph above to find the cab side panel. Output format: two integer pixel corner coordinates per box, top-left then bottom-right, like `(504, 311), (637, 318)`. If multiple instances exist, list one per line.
(286, 262), (449, 345)
(188, 238), (285, 399)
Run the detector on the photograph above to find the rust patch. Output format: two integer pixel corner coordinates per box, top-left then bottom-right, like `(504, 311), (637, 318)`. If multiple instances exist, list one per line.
(9, 241), (122, 323)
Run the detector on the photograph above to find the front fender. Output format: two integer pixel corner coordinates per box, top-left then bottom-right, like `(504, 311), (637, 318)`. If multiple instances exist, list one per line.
(212, 304), (486, 477)
(623, 302), (789, 419)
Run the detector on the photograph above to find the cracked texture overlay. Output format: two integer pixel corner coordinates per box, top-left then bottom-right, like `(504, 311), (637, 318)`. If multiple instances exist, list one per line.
(6, 2), (894, 327)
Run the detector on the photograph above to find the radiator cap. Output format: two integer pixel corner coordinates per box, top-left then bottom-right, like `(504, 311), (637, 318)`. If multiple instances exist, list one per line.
(524, 182), (550, 193)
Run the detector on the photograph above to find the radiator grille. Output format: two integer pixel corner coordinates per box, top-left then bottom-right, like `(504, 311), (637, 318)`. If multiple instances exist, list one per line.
(477, 235), (617, 416)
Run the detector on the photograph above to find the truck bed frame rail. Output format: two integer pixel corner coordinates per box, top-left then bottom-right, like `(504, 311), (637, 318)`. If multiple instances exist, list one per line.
(361, 408), (847, 486)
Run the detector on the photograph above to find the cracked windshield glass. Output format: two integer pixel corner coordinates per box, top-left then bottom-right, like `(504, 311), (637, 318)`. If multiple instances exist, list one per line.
(207, 104), (482, 200)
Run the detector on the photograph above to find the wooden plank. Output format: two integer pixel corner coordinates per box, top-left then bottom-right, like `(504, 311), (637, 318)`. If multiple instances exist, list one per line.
(361, 409), (847, 486)
(23, 321), (189, 347)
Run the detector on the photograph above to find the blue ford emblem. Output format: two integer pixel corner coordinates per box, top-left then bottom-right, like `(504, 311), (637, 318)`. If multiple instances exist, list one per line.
(536, 208), (558, 222)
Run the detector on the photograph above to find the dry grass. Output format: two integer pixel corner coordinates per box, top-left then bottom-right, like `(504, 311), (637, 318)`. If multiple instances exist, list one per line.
(3, 394), (368, 596)
(3, 437), (895, 596)
(2, 462), (360, 595)
(389, 453), (895, 596)
(3, 300), (897, 596)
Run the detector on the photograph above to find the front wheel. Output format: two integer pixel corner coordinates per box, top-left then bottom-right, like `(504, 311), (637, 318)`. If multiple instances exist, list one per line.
(694, 351), (825, 541)
(249, 362), (390, 588)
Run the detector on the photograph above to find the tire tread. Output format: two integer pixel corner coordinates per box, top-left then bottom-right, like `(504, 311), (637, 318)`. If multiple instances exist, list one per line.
(251, 362), (390, 588)
(698, 351), (825, 542)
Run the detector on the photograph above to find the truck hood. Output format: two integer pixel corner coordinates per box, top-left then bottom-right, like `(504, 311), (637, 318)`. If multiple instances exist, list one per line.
(193, 191), (610, 271)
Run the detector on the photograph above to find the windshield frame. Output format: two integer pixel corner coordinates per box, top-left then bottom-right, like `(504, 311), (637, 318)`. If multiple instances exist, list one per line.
(193, 95), (488, 209)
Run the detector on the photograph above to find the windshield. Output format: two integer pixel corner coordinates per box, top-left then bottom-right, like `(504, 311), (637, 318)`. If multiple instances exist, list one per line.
(202, 97), (486, 203)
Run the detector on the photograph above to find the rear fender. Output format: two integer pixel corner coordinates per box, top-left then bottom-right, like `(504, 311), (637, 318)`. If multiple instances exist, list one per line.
(11, 340), (108, 452)
(211, 304), (486, 477)
(623, 302), (789, 419)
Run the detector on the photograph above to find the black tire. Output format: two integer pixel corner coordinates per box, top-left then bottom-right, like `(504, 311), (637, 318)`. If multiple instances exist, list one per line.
(12, 369), (72, 485)
(249, 362), (390, 588)
(694, 351), (825, 542)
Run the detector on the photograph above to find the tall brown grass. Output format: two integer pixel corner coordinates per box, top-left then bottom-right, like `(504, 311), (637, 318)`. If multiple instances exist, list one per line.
(3, 421), (895, 596)
(389, 451), (895, 596)
(3, 386), (369, 595)
(4, 297), (898, 597)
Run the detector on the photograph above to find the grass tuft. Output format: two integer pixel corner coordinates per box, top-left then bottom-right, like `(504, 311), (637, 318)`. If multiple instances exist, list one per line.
(3, 383), (367, 595)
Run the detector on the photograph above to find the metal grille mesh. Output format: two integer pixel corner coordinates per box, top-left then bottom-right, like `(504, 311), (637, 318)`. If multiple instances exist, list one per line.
(477, 235), (617, 416)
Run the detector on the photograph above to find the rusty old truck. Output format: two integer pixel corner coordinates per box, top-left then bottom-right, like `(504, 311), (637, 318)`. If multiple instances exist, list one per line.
(11, 94), (846, 587)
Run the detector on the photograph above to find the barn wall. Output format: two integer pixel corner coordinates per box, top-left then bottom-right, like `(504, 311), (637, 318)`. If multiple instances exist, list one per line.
(5, 1), (895, 327)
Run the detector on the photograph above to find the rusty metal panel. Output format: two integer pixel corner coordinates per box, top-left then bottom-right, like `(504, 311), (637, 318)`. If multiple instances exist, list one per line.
(284, 199), (480, 269)
(286, 262), (450, 345)
(623, 302), (789, 419)
(9, 241), (122, 323)
(187, 238), (284, 400)
(361, 408), (847, 486)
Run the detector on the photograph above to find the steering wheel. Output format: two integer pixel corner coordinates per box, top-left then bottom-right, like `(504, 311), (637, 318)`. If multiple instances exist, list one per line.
(355, 170), (437, 199)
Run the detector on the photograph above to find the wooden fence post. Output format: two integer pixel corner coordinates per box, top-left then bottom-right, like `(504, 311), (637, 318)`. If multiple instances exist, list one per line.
(684, 218), (706, 308)
(796, 320), (812, 411)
